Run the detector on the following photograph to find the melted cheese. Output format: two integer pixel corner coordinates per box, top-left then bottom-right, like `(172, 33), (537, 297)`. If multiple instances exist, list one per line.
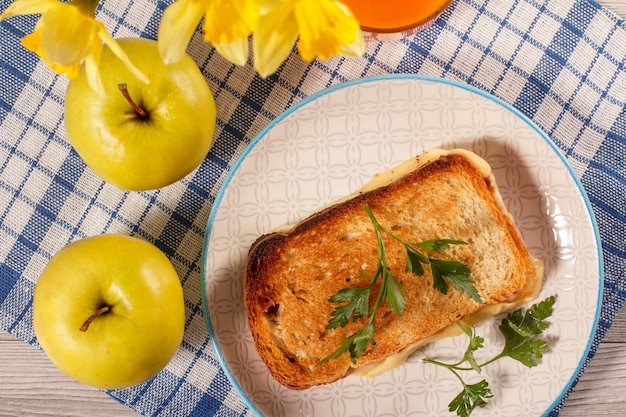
(358, 148), (492, 193)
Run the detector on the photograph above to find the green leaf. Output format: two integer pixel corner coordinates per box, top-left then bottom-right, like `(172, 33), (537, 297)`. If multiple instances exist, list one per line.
(499, 296), (555, 367)
(383, 268), (407, 316)
(349, 322), (375, 363)
(405, 249), (426, 276)
(416, 239), (468, 252)
(503, 337), (549, 368)
(457, 322), (484, 374)
(319, 323), (375, 365)
(326, 287), (370, 329)
(448, 379), (493, 417)
(507, 295), (555, 337)
(430, 259), (482, 303)
(430, 261), (450, 294)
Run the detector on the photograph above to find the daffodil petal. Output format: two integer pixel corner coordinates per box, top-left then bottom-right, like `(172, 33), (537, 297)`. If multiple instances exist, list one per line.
(333, 1), (354, 16)
(39, 5), (95, 66)
(334, 1), (364, 58)
(253, 3), (298, 78)
(158, 0), (204, 64)
(214, 38), (249, 67)
(84, 39), (104, 96)
(20, 22), (44, 54)
(98, 26), (149, 85)
(3, 0), (141, 94)
(22, 25), (81, 78)
(47, 60), (80, 78)
(339, 32), (364, 58)
(202, 0), (259, 44)
(259, 0), (281, 15)
(295, 0), (361, 62)
(62, 60), (81, 80)
(0, 0), (56, 20)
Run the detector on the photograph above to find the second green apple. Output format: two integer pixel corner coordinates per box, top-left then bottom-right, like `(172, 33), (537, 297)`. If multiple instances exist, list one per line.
(64, 37), (216, 191)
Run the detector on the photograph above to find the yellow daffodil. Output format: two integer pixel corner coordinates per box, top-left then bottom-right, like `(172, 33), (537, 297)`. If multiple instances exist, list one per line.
(158, 0), (260, 66)
(254, 0), (364, 77)
(158, 0), (363, 78)
(0, 0), (148, 95)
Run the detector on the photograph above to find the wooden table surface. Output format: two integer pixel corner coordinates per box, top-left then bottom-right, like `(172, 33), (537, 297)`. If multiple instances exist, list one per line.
(1, 1), (624, 416)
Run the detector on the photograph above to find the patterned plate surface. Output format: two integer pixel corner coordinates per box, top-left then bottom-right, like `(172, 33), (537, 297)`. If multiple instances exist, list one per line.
(201, 75), (603, 417)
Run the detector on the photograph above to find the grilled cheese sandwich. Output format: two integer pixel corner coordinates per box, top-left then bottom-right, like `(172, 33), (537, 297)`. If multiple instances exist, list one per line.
(244, 148), (543, 389)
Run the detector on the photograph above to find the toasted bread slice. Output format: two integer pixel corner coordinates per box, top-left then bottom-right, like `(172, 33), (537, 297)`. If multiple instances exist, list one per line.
(244, 149), (540, 390)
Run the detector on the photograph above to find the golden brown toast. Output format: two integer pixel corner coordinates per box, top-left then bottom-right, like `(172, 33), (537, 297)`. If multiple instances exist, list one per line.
(244, 149), (540, 390)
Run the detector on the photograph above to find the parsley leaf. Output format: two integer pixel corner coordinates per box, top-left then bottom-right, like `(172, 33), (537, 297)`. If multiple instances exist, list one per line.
(457, 322), (484, 374)
(416, 239), (468, 252)
(319, 323), (375, 364)
(326, 287), (371, 329)
(448, 379), (493, 417)
(431, 259), (481, 303)
(423, 296), (556, 417)
(382, 268), (407, 316)
(497, 295), (555, 367)
(505, 295), (555, 337)
(407, 240), (480, 303)
(405, 249), (427, 276)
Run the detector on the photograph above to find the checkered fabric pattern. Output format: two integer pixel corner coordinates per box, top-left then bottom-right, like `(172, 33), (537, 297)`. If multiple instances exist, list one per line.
(0, 0), (624, 416)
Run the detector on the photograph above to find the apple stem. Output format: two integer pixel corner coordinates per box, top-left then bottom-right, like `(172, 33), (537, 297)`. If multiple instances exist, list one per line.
(79, 305), (110, 332)
(118, 83), (148, 118)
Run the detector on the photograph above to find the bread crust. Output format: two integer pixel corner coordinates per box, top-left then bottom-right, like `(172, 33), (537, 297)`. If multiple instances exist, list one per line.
(244, 152), (538, 389)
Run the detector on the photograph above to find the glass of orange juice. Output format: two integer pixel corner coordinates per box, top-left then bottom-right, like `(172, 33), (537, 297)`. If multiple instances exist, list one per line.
(342, 0), (453, 41)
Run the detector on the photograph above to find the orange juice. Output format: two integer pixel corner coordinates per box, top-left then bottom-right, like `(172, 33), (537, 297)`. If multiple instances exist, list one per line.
(343, 0), (452, 34)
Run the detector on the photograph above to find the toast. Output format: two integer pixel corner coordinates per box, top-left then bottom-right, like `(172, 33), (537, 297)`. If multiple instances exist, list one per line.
(243, 149), (541, 390)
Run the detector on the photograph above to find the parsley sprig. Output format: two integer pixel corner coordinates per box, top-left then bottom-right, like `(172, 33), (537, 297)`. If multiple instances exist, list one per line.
(424, 296), (556, 417)
(320, 204), (478, 364)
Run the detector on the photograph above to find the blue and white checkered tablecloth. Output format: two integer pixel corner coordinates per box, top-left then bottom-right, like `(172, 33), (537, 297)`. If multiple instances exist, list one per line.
(0, 0), (624, 416)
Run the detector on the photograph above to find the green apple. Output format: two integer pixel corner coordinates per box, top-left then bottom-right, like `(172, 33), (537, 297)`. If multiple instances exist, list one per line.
(33, 234), (185, 390)
(64, 37), (216, 191)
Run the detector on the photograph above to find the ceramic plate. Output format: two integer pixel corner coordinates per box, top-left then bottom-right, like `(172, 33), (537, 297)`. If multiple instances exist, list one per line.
(201, 75), (603, 417)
